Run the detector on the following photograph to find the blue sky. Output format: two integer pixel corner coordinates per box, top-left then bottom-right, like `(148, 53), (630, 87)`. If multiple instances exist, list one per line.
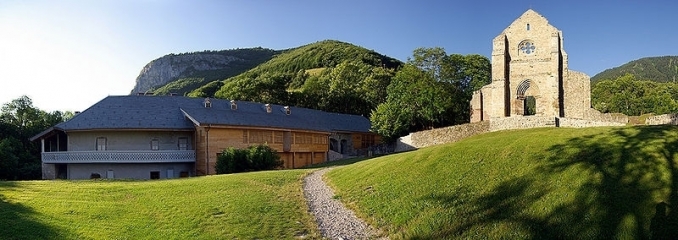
(1, 0), (677, 112)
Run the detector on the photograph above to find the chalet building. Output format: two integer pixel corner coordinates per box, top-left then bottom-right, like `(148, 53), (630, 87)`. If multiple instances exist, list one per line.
(31, 95), (379, 180)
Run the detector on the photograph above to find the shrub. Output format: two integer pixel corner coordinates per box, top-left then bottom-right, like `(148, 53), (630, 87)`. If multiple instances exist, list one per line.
(215, 145), (283, 174)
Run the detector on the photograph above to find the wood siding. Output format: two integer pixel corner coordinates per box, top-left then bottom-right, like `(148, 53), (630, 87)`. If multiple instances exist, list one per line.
(351, 133), (382, 150)
(195, 127), (329, 175)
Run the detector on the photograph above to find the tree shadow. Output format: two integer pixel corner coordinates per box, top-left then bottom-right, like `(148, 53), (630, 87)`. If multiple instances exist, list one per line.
(0, 182), (64, 239)
(413, 125), (678, 239)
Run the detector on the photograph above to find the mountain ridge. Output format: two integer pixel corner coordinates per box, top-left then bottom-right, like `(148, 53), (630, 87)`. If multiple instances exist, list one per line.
(591, 56), (678, 83)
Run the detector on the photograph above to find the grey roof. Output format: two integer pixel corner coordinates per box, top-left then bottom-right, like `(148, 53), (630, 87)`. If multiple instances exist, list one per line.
(32, 95), (372, 140)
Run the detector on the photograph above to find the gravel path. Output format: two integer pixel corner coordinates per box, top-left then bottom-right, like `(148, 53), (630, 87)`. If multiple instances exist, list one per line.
(303, 168), (380, 240)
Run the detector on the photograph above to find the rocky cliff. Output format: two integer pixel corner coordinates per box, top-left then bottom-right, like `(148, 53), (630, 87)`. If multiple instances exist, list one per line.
(130, 48), (276, 94)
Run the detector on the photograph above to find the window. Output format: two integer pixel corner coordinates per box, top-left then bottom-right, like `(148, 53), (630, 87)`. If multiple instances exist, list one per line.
(242, 130), (248, 143)
(150, 171), (160, 179)
(151, 139), (159, 150)
(178, 137), (188, 150)
(527, 23), (530, 31)
(96, 137), (107, 151)
(519, 40), (536, 55)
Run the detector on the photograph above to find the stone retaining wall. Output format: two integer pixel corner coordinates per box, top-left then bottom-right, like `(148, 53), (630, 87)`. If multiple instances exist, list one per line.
(395, 121), (490, 150)
(489, 116), (556, 132)
(646, 114), (678, 125)
(558, 118), (626, 128)
(395, 115), (630, 152)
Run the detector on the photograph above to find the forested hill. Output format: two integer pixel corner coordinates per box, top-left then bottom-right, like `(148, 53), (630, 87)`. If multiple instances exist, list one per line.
(591, 56), (678, 83)
(181, 40), (404, 117)
(131, 47), (278, 95)
(186, 40), (403, 99)
(132, 41), (491, 140)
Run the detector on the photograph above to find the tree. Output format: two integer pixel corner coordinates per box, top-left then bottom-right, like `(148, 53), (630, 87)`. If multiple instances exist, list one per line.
(370, 48), (491, 141)
(215, 145), (282, 174)
(592, 74), (678, 115)
(0, 95), (68, 180)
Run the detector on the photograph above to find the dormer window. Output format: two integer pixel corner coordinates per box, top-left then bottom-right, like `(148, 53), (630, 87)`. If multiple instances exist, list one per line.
(265, 104), (272, 113)
(283, 106), (291, 115)
(204, 98), (211, 108)
(230, 100), (237, 110)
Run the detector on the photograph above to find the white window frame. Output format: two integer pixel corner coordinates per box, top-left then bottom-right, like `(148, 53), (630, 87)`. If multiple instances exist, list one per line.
(151, 139), (159, 151)
(96, 137), (107, 151)
(178, 137), (188, 150)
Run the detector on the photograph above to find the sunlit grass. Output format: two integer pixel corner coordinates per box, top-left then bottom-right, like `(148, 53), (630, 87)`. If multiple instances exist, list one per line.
(326, 126), (678, 239)
(0, 170), (319, 240)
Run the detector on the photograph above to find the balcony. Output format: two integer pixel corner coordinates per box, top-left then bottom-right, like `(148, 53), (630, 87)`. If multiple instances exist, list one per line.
(42, 150), (196, 163)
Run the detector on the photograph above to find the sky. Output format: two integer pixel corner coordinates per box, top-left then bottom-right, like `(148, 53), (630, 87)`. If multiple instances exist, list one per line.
(1, 0), (677, 112)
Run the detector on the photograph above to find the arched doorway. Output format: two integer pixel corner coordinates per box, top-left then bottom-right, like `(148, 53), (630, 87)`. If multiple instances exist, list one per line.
(516, 79), (539, 116)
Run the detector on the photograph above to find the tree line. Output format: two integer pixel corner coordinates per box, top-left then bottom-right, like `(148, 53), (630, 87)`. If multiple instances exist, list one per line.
(592, 74), (678, 116)
(0, 96), (71, 180)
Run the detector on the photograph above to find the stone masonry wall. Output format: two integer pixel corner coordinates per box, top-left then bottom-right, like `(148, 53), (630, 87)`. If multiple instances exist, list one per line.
(558, 118), (626, 128)
(395, 121), (490, 150)
(489, 116), (556, 132)
(584, 109), (629, 124)
(646, 114), (678, 125)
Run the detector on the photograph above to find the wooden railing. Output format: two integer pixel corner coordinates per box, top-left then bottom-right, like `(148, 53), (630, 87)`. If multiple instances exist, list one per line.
(42, 150), (196, 163)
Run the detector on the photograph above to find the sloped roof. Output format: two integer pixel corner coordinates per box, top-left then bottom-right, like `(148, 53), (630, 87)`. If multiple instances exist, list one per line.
(32, 95), (372, 140)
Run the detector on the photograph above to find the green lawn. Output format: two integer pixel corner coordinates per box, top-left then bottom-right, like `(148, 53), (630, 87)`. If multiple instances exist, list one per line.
(325, 126), (678, 239)
(0, 170), (319, 240)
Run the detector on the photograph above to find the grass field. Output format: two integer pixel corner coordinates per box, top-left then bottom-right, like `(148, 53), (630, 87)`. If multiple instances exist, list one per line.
(0, 169), (319, 240)
(4, 126), (678, 239)
(326, 126), (678, 239)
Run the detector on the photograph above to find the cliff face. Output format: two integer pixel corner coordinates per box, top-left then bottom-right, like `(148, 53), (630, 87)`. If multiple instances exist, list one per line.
(130, 53), (243, 94)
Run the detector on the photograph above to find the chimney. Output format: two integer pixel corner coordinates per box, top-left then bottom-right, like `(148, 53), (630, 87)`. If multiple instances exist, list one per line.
(230, 100), (237, 110)
(204, 98), (212, 108)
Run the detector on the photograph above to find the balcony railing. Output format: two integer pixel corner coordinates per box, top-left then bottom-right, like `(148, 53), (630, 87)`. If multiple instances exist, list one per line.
(42, 150), (196, 163)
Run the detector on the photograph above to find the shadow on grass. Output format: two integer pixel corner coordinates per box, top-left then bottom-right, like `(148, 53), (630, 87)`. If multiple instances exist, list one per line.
(0, 182), (63, 240)
(416, 125), (678, 239)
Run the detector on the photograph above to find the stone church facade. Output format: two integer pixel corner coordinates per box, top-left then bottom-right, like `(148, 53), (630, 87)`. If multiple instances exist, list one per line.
(470, 10), (626, 129)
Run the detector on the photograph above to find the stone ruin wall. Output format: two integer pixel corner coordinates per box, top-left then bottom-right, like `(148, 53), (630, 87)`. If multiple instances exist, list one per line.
(395, 121), (490, 151)
(395, 115), (629, 151)
(646, 114), (678, 125)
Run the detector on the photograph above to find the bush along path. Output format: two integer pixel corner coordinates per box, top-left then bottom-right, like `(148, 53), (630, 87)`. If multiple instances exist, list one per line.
(303, 168), (382, 240)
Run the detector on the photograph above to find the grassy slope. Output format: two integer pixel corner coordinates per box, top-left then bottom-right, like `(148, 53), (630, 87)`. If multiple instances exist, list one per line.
(326, 126), (678, 239)
(0, 170), (319, 240)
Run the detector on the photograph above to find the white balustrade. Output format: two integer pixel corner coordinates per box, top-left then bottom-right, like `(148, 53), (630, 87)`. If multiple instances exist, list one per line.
(42, 150), (195, 163)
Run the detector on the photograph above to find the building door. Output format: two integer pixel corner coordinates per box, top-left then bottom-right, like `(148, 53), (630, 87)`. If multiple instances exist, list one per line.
(524, 96), (536, 115)
(167, 169), (174, 179)
(106, 170), (114, 179)
(56, 164), (67, 179)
